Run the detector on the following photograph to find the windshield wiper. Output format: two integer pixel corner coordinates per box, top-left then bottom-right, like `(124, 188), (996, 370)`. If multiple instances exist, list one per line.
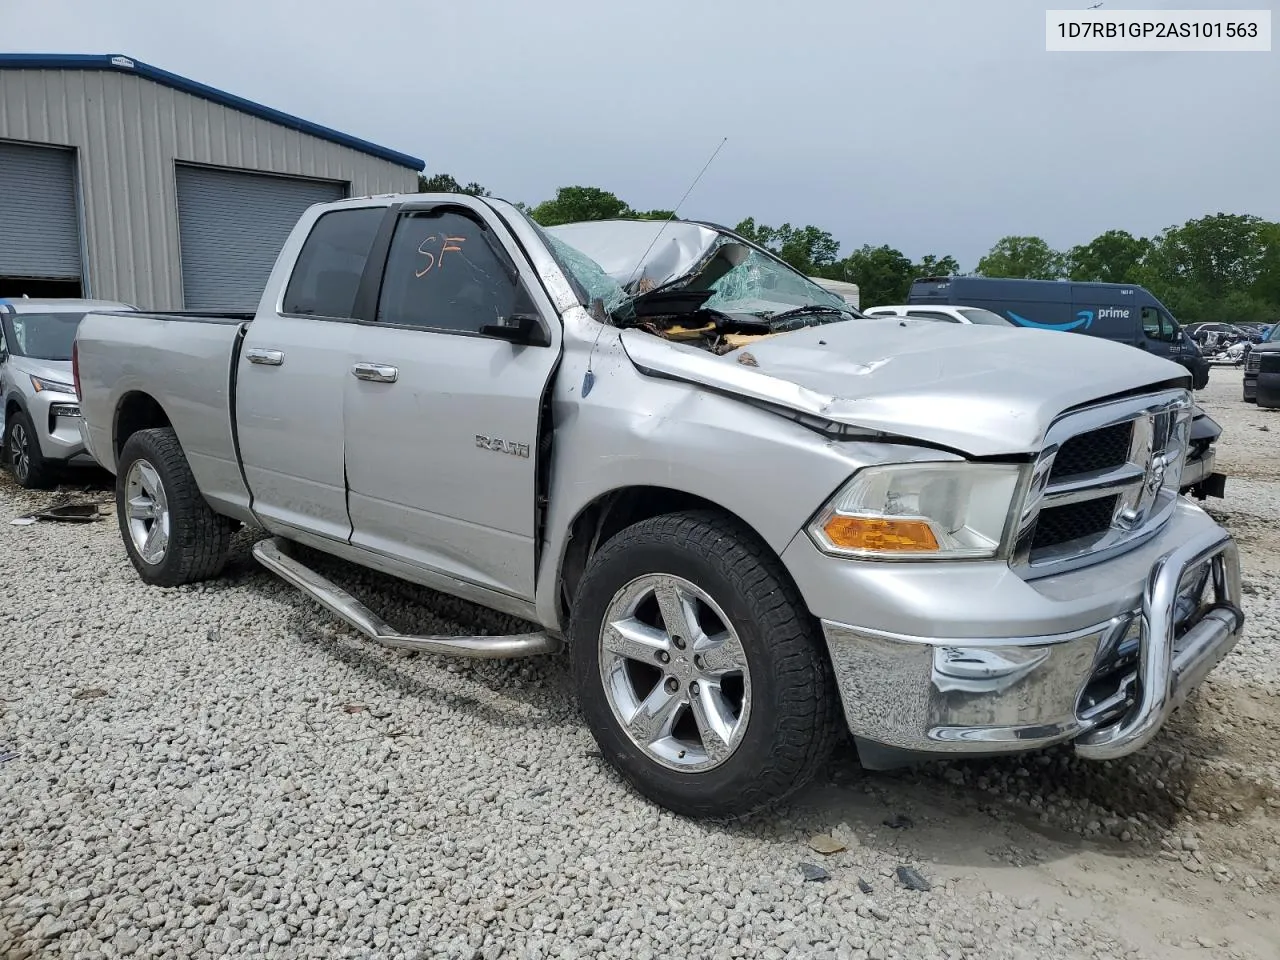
(766, 304), (853, 328)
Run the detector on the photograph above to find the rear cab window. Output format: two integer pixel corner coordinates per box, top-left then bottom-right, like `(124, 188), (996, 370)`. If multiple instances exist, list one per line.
(282, 207), (385, 319)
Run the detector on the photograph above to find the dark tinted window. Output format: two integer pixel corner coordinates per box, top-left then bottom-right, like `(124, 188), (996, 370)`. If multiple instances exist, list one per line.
(376, 210), (520, 333)
(905, 309), (961, 323)
(282, 207), (384, 318)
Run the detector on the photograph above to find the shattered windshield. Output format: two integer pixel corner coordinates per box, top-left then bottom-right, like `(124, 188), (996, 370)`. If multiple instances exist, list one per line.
(534, 215), (854, 328)
(698, 243), (852, 322)
(542, 232), (631, 317)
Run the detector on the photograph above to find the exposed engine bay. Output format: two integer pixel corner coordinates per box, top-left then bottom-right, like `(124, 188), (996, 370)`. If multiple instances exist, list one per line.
(619, 289), (785, 355)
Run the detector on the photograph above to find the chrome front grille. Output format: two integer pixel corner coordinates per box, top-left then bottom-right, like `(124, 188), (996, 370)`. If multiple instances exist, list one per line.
(1012, 389), (1194, 578)
(1050, 421), (1132, 480)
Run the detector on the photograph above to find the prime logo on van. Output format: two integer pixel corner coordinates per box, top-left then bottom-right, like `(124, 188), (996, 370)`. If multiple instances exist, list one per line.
(1007, 309), (1098, 332)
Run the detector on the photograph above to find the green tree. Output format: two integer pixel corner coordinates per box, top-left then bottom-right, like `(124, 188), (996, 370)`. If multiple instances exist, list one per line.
(913, 254), (960, 278)
(529, 186), (632, 226)
(837, 244), (915, 306)
(977, 236), (1067, 280)
(417, 173), (491, 196)
(732, 218), (840, 274)
(1067, 229), (1151, 283)
(1251, 222), (1280, 308)
(1147, 213), (1269, 302)
(632, 209), (677, 221)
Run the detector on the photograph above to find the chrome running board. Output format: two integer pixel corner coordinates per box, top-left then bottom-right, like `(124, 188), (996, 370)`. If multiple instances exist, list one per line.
(252, 537), (561, 659)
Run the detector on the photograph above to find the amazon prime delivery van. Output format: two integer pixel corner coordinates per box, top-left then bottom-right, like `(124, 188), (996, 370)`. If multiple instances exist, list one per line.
(907, 276), (1209, 388)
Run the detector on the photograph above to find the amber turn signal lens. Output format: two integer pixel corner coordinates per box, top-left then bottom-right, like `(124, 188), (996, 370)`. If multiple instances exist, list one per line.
(822, 515), (940, 553)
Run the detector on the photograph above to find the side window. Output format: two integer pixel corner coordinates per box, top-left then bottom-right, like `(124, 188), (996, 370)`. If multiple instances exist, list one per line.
(376, 210), (522, 334)
(1141, 306), (1178, 341)
(1141, 306), (1161, 338)
(906, 310), (961, 323)
(281, 207), (385, 319)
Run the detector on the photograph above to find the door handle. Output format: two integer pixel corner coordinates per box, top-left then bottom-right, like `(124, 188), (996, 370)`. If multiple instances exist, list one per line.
(246, 348), (284, 366)
(352, 362), (398, 383)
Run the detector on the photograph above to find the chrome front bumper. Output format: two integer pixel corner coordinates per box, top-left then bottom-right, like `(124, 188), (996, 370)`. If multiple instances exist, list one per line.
(819, 525), (1243, 765)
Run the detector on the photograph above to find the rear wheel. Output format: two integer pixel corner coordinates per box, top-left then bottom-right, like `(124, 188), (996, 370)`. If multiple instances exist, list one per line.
(569, 510), (843, 819)
(5, 410), (55, 489)
(115, 428), (233, 586)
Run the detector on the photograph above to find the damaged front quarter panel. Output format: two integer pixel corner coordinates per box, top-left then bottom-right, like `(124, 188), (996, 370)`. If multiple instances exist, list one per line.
(617, 328), (926, 448)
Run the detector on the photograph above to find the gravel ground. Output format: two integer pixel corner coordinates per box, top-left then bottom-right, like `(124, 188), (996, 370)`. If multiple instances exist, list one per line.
(2, 367), (1278, 960)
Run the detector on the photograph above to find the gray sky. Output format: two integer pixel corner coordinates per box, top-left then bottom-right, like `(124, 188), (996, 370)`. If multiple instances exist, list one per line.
(4, 0), (1275, 268)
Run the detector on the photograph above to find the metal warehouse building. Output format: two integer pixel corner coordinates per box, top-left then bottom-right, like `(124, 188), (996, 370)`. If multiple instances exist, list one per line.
(0, 53), (424, 311)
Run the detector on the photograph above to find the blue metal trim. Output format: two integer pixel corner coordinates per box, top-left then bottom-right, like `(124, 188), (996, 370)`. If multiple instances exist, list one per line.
(0, 53), (425, 171)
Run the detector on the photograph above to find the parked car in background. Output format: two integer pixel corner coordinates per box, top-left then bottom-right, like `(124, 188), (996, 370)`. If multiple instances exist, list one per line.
(73, 196), (1244, 819)
(1244, 321), (1280, 405)
(862, 304), (1013, 326)
(1, 298), (135, 487)
(908, 276), (1211, 390)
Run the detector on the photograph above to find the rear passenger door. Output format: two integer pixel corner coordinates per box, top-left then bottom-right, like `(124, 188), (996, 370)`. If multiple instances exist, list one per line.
(235, 204), (385, 542)
(341, 200), (561, 601)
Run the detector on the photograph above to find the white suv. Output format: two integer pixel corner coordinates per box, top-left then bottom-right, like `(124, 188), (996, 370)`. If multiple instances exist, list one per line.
(1, 298), (134, 488)
(863, 304), (1013, 326)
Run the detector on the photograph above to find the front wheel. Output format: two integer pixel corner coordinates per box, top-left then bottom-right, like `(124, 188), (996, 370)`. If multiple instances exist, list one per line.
(5, 409), (56, 489)
(115, 427), (233, 586)
(569, 510), (843, 819)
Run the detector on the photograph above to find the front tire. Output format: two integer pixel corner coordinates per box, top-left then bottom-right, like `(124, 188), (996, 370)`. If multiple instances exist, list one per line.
(115, 428), (233, 586)
(569, 510), (843, 819)
(5, 409), (55, 489)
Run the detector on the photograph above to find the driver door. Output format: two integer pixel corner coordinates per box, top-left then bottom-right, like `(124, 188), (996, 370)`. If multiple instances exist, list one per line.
(342, 201), (561, 601)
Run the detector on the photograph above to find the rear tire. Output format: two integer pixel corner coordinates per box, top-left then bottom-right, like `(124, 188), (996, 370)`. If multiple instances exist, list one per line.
(4, 409), (56, 489)
(115, 427), (233, 586)
(569, 510), (843, 819)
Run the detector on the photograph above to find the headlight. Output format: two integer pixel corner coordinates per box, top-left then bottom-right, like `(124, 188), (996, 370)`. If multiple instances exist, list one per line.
(30, 374), (76, 395)
(807, 462), (1025, 560)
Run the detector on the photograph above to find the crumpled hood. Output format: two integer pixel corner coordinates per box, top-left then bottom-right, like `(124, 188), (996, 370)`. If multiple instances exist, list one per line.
(620, 317), (1192, 457)
(547, 220), (722, 293)
(9, 356), (74, 391)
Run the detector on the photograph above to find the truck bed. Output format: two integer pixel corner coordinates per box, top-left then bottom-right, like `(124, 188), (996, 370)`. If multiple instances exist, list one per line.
(75, 309), (254, 521)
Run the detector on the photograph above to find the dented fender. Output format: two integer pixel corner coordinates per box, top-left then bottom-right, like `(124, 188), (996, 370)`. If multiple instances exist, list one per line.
(531, 308), (961, 633)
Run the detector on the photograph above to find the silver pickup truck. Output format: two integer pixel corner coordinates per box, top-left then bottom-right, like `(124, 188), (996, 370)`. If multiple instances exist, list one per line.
(73, 194), (1245, 819)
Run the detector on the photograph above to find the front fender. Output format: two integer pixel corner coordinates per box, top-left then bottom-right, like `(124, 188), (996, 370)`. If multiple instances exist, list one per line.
(532, 319), (964, 631)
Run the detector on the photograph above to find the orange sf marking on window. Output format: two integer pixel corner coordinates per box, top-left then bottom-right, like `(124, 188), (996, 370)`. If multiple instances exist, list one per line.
(414, 235), (467, 278)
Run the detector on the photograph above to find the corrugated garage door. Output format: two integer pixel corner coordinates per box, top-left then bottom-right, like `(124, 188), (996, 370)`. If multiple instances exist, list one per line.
(176, 165), (346, 311)
(0, 141), (81, 281)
